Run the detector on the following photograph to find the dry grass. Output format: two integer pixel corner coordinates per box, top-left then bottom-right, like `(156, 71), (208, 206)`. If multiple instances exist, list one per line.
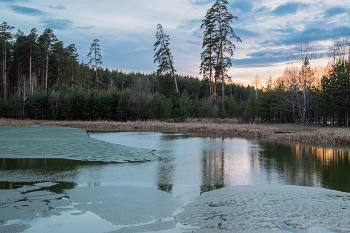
(2, 118), (350, 144)
(275, 129), (350, 144)
(0, 118), (275, 138)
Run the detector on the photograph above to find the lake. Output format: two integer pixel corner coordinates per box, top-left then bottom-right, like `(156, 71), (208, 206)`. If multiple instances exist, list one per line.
(1, 126), (350, 232)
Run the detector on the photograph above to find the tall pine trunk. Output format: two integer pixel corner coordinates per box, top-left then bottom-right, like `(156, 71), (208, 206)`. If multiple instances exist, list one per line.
(29, 45), (33, 94)
(95, 50), (98, 91)
(3, 42), (7, 100)
(219, 10), (225, 114)
(163, 37), (178, 93)
(45, 47), (48, 93)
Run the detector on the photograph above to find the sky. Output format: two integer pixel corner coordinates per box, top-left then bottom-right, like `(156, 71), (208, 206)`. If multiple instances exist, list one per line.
(1, 0), (350, 86)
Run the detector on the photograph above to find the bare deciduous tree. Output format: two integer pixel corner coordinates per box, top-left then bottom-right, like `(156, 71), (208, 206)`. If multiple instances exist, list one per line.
(284, 41), (316, 125)
(328, 31), (350, 64)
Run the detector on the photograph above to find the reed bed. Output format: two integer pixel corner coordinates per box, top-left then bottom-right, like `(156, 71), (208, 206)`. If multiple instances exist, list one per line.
(2, 118), (350, 145)
(0, 118), (275, 138)
(43, 120), (276, 138)
(275, 130), (350, 144)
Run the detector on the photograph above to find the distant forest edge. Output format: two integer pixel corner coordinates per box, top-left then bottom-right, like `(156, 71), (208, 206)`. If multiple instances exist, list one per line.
(0, 20), (255, 122)
(2, 0), (350, 126)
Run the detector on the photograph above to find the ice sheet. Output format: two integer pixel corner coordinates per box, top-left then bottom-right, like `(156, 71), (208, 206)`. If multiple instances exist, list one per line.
(177, 185), (350, 232)
(0, 126), (156, 163)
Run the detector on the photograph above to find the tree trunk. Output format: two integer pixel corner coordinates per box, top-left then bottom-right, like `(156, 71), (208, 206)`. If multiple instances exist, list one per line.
(45, 47), (48, 93)
(71, 67), (74, 89)
(23, 75), (26, 117)
(209, 55), (214, 115)
(3, 42), (7, 100)
(219, 10), (225, 114)
(29, 46), (33, 94)
(172, 69), (178, 93)
(95, 50), (98, 91)
(17, 60), (21, 93)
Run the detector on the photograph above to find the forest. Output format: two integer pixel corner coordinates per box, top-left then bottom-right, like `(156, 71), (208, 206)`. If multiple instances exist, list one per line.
(1, 0), (350, 127)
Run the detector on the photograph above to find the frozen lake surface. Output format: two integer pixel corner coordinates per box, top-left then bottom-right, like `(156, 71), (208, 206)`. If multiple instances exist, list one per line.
(1, 126), (350, 232)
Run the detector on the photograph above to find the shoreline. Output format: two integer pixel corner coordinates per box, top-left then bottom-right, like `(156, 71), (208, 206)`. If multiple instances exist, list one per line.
(2, 118), (350, 145)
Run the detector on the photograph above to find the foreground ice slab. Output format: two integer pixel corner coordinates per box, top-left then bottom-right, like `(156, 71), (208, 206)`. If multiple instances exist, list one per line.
(0, 184), (186, 233)
(0, 127), (156, 163)
(177, 185), (350, 232)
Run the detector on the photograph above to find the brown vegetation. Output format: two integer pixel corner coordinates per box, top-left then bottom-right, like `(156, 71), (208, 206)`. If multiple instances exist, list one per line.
(2, 118), (350, 145)
(275, 130), (350, 145)
(0, 118), (275, 138)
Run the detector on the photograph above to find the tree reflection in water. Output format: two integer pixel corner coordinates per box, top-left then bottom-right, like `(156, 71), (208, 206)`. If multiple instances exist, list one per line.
(0, 158), (81, 193)
(257, 140), (350, 192)
(200, 138), (225, 194)
(156, 155), (175, 193)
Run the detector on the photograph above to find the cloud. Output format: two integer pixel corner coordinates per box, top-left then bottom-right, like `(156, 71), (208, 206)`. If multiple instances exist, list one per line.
(49, 4), (65, 10)
(75, 25), (95, 30)
(177, 19), (202, 31)
(254, 5), (267, 13)
(324, 6), (347, 18)
(41, 19), (73, 30)
(3, 0), (348, 80)
(186, 40), (201, 46)
(248, 50), (285, 58)
(230, 0), (253, 13)
(191, 28), (203, 39)
(261, 24), (350, 47)
(192, 0), (213, 6)
(234, 28), (258, 38)
(272, 28), (295, 34)
(125, 46), (150, 53)
(233, 50), (287, 67)
(9, 5), (44, 16)
(103, 41), (157, 72)
(271, 2), (309, 16)
(0, 0), (28, 2)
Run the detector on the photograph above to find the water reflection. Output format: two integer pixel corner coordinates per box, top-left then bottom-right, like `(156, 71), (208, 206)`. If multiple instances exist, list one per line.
(200, 139), (225, 194)
(0, 158), (108, 170)
(0, 158), (81, 193)
(0, 181), (76, 193)
(2, 130), (350, 232)
(157, 156), (175, 193)
(257, 140), (350, 192)
(156, 134), (178, 193)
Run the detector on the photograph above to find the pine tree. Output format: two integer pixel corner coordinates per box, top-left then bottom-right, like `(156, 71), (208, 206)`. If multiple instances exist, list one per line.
(28, 28), (38, 94)
(87, 39), (102, 91)
(0, 22), (14, 100)
(154, 24), (178, 93)
(38, 28), (57, 93)
(200, 7), (219, 114)
(149, 91), (164, 119)
(65, 44), (79, 89)
(201, 0), (241, 113)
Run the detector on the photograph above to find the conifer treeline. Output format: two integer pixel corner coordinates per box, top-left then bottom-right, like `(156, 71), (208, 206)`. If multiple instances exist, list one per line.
(0, 22), (253, 121)
(0, 73), (253, 121)
(1, 21), (350, 126)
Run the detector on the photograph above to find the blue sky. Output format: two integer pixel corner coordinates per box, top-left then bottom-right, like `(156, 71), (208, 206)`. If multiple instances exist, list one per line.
(1, 0), (350, 85)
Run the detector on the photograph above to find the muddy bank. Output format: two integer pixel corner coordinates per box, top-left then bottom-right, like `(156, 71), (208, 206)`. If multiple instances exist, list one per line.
(2, 118), (350, 144)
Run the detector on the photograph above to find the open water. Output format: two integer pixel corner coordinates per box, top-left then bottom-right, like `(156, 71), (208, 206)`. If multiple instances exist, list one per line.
(0, 126), (349, 232)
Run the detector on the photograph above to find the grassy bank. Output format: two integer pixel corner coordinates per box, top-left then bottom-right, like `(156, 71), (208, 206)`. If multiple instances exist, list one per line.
(2, 118), (350, 145)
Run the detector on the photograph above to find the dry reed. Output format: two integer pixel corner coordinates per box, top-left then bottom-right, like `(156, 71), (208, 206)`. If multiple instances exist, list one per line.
(275, 130), (350, 144)
(2, 118), (350, 144)
(0, 118), (275, 138)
